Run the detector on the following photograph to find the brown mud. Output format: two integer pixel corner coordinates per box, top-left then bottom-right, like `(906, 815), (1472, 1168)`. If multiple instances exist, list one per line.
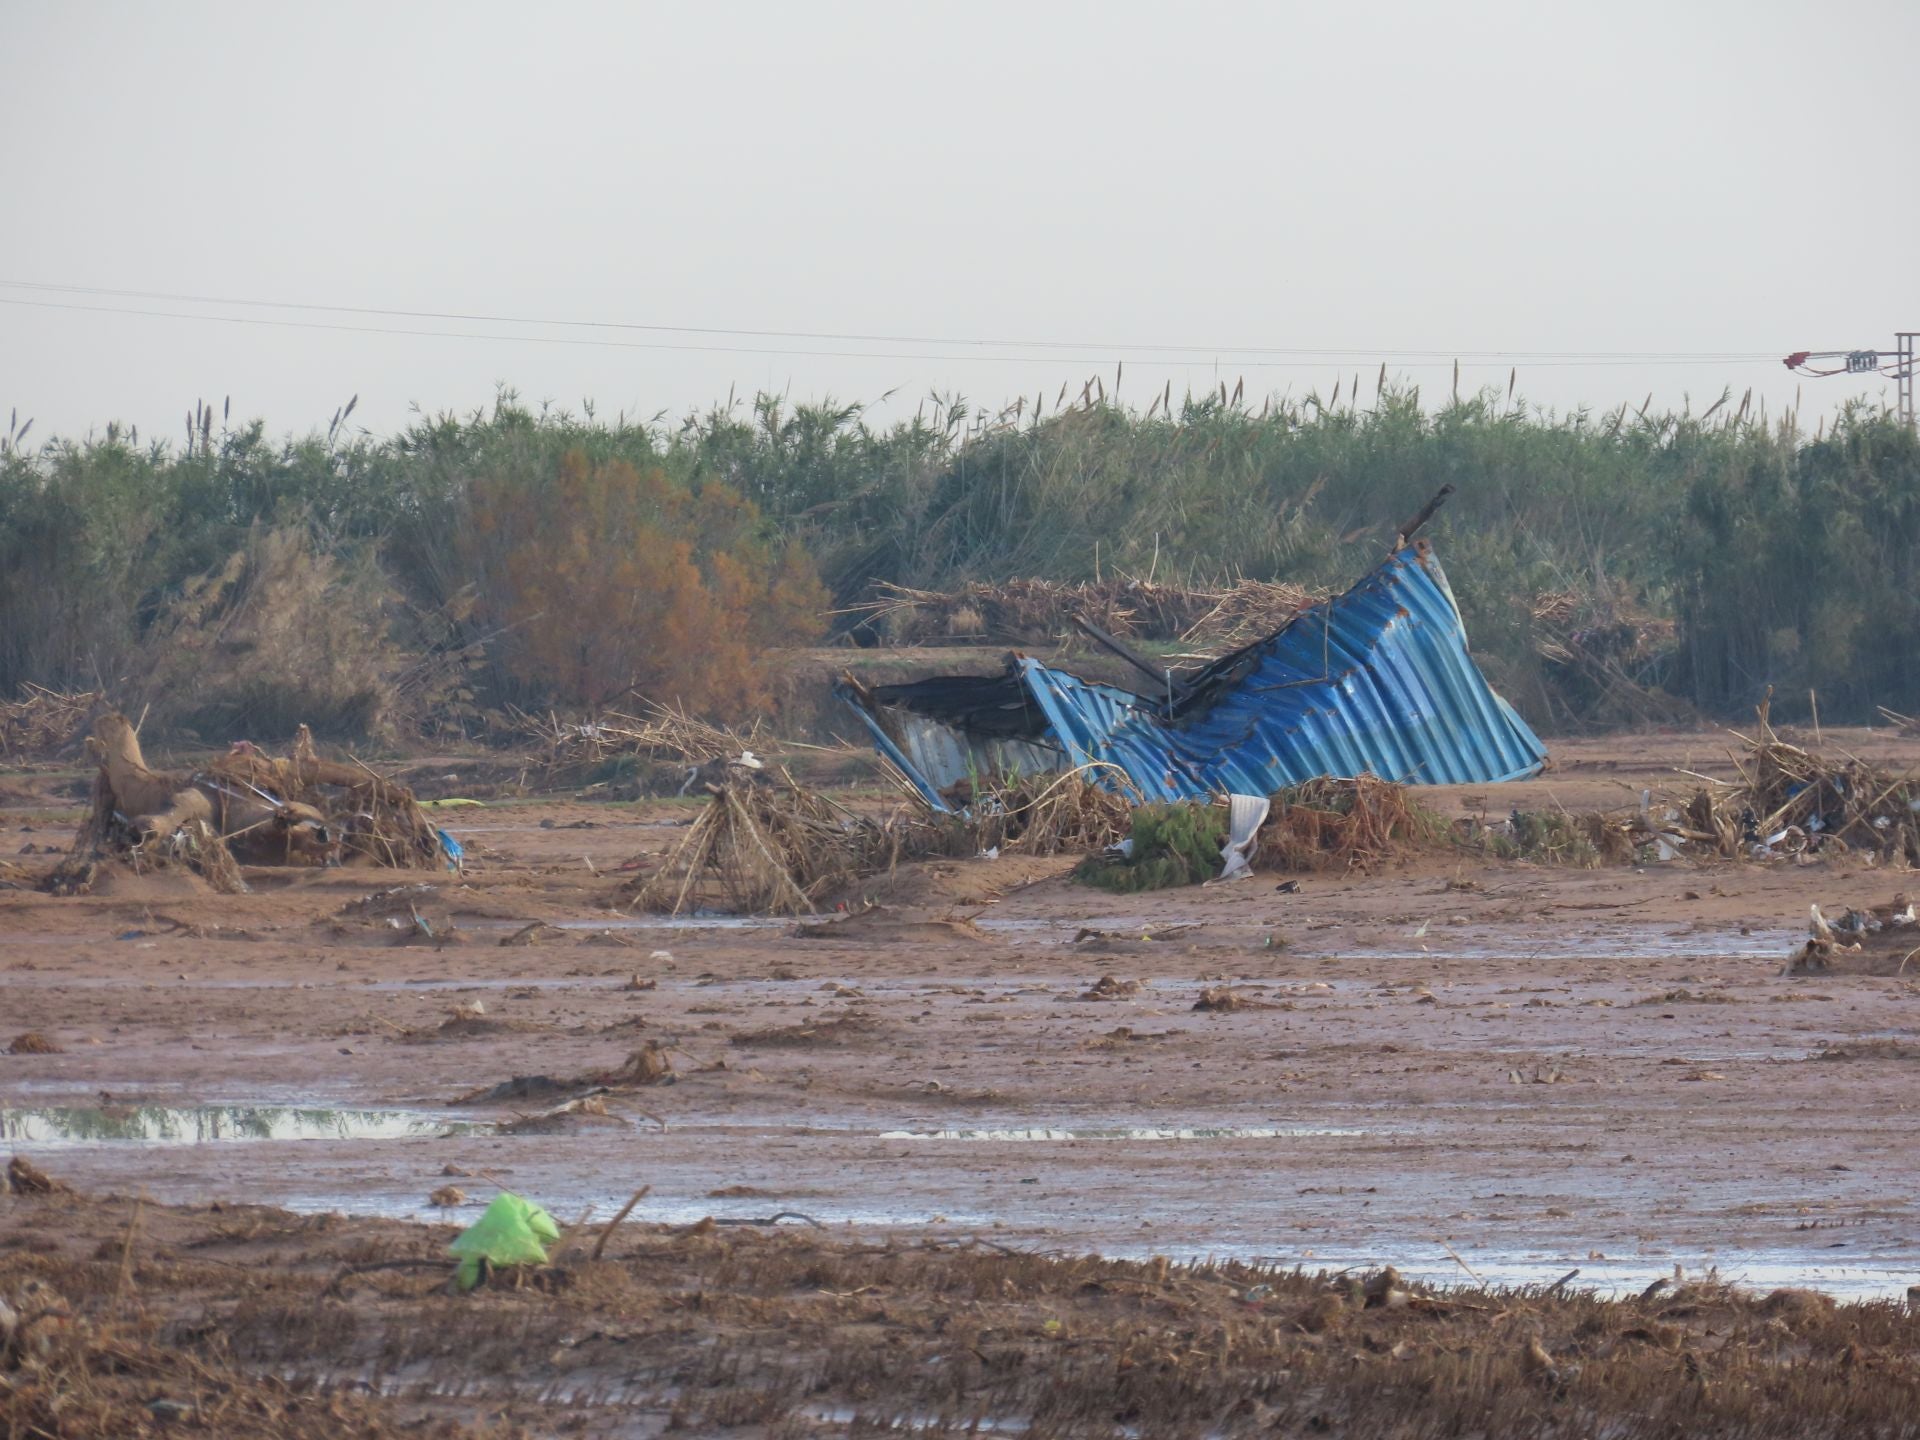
(6, 727), (1920, 1435)
(7, 1186), (1919, 1439)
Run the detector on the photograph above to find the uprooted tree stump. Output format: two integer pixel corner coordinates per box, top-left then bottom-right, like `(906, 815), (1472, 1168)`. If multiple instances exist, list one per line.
(41, 713), (450, 895)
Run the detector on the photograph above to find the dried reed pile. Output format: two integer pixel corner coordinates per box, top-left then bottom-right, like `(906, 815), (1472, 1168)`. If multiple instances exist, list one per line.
(626, 767), (1138, 915)
(968, 766), (1138, 856)
(0, 1249), (444, 1437)
(0, 684), (102, 761)
(624, 773), (928, 916)
(1254, 776), (1443, 873)
(506, 700), (766, 780)
(15, 1188), (1920, 1440)
(854, 576), (1312, 650)
(1530, 586), (1689, 730)
(1174, 578), (1318, 651)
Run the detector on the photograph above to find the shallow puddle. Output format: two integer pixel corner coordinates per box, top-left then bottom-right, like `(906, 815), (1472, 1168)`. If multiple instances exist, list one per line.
(879, 1125), (1362, 1142)
(0, 1105), (484, 1145)
(1186, 1248), (1920, 1302)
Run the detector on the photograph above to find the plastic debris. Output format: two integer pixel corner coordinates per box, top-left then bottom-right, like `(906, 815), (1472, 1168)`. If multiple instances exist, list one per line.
(448, 1192), (561, 1290)
(1215, 793), (1271, 881)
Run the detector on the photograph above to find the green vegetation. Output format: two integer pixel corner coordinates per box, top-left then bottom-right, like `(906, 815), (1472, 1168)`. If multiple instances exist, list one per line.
(1074, 803), (1229, 892)
(1, 382), (1915, 739)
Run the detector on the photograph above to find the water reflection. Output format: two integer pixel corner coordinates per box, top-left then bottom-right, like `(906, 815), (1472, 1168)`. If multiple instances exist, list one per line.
(0, 1105), (482, 1144)
(879, 1125), (1360, 1142)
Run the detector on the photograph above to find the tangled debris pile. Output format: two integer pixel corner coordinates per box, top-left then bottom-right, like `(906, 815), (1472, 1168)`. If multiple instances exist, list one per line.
(1690, 707), (1920, 864)
(0, 684), (102, 761)
(508, 699), (768, 785)
(1790, 896), (1920, 976)
(42, 713), (452, 895)
(1255, 776), (1442, 873)
(851, 575), (1313, 651)
(1460, 704), (1920, 869)
(623, 770), (932, 917)
(1081, 778), (1444, 893)
(959, 767), (1137, 857)
(625, 765), (1136, 916)
(1531, 586), (1688, 730)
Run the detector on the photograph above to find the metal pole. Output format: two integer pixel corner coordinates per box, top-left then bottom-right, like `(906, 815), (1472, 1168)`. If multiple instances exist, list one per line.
(1899, 333), (1916, 433)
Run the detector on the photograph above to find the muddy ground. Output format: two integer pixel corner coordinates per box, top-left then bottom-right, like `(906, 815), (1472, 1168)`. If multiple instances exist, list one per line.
(5, 726), (1920, 1435)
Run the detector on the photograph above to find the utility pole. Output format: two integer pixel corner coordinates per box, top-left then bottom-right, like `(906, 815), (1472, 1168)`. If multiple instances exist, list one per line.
(1783, 336), (1917, 431)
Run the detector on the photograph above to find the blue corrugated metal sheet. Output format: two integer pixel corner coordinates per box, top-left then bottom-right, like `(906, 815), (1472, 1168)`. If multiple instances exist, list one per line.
(842, 542), (1546, 806)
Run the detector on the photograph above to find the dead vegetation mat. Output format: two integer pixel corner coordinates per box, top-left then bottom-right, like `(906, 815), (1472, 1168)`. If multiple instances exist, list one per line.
(852, 574), (1315, 652)
(5, 1187), (1919, 1438)
(1255, 775), (1443, 873)
(0, 684), (103, 763)
(503, 698), (769, 789)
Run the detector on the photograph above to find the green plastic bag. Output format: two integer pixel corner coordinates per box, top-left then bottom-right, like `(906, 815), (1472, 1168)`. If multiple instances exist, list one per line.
(448, 1193), (561, 1290)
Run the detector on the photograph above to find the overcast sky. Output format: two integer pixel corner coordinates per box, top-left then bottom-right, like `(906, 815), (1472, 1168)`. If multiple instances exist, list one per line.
(4, 0), (1915, 446)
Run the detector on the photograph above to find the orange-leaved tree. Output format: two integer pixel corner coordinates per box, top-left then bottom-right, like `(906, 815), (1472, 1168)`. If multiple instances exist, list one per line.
(454, 451), (827, 713)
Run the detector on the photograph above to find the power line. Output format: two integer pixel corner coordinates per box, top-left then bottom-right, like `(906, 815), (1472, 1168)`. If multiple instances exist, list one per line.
(0, 279), (1780, 365)
(0, 293), (1783, 370)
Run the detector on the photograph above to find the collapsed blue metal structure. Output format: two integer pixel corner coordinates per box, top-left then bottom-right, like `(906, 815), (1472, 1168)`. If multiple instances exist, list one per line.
(836, 540), (1547, 811)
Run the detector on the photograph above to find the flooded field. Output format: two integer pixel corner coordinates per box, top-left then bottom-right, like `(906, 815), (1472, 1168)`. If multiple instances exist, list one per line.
(5, 727), (1920, 1434)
